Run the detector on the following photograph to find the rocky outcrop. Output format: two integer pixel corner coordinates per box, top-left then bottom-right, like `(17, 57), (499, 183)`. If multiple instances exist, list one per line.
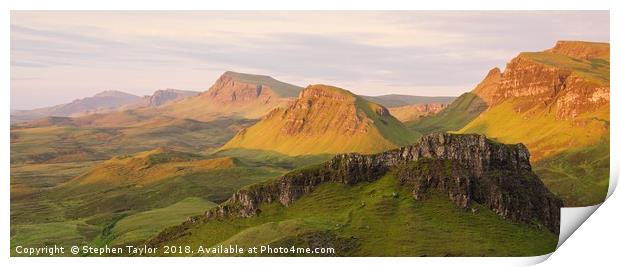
(205, 73), (273, 103)
(144, 89), (198, 107)
(279, 85), (377, 135)
(203, 133), (562, 234)
(472, 41), (609, 120)
(156, 71), (303, 121)
(203, 71), (301, 104)
(547, 40), (610, 60)
(471, 67), (502, 104)
(396, 158), (561, 234)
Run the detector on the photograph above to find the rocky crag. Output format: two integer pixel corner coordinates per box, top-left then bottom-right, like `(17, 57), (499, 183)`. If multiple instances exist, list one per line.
(157, 71), (303, 121)
(473, 41), (609, 119)
(143, 89), (199, 107)
(150, 133), (562, 248)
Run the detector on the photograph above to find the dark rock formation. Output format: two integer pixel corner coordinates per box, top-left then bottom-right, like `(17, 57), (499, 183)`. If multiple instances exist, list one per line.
(200, 133), (562, 234)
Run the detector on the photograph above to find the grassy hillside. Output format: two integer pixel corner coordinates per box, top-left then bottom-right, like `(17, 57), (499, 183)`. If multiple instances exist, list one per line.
(458, 101), (609, 161)
(533, 139), (610, 206)
(155, 173), (557, 256)
(106, 197), (217, 246)
(10, 149), (287, 254)
(10, 117), (255, 164)
(11, 161), (101, 198)
(73, 148), (235, 185)
(407, 92), (487, 134)
(520, 51), (609, 85)
(213, 148), (331, 171)
(457, 100), (609, 207)
(221, 85), (419, 156)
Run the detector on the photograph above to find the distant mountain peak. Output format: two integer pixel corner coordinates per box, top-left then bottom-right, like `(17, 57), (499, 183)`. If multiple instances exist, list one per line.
(145, 88), (199, 107)
(211, 71), (303, 98)
(93, 90), (138, 98)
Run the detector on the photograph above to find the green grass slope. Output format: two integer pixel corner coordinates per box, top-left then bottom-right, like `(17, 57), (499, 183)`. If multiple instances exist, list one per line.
(155, 173), (557, 256)
(107, 197), (217, 246)
(10, 149), (286, 253)
(533, 139), (610, 206)
(407, 92), (487, 134)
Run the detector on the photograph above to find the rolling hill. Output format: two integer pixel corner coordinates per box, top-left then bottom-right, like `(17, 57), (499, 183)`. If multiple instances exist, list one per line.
(220, 84), (418, 155)
(10, 147), (287, 253)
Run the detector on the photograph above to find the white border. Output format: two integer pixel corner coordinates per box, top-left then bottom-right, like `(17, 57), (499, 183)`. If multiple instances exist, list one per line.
(2, 1), (617, 267)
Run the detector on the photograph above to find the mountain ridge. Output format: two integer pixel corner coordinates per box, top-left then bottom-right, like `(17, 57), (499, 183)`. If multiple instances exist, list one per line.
(220, 84), (417, 155)
(11, 89), (201, 122)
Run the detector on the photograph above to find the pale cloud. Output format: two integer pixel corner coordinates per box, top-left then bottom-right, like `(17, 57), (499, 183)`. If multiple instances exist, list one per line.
(11, 11), (609, 109)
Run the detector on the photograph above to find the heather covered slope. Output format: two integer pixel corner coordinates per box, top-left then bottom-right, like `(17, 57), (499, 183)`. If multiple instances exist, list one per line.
(221, 84), (418, 155)
(149, 133), (561, 256)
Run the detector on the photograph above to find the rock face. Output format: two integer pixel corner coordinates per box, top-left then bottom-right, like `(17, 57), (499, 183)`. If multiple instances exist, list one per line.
(281, 85), (382, 135)
(220, 84), (416, 155)
(144, 89), (199, 107)
(547, 40), (610, 60)
(473, 41), (609, 119)
(204, 72), (277, 104)
(158, 71), (303, 120)
(204, 133), (562, 234)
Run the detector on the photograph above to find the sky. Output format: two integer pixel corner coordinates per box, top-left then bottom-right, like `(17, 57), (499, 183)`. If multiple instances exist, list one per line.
(11, 11), (609, 110)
